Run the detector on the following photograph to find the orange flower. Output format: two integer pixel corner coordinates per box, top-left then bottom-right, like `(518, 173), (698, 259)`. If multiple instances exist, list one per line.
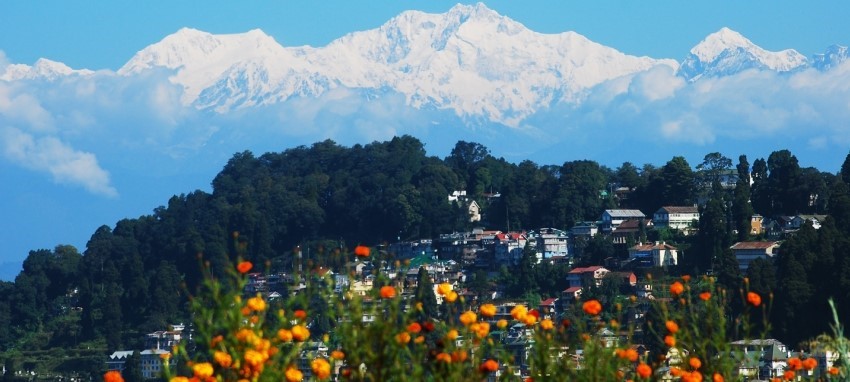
(802, 357), (817, 370)
(446, 329), (459, 340)
(665, 320), (679, 334)
(497, 319), (508, 329)
(540, 319), (554, 330)
(681, 275), (691, 282)
(354, 245), (370, 257)
(470, 322), (490, 338)
(169, 377), (189, 382)
(444, 290), (458, 303)
(522, 314), (538, 326)
(582, 299), (602, 316)
(460, 310), (477, 326)
(285, 367), (303, 382)
(396, 332), (411, 344)
(380, 286), (396, 299)
(435, 352), (452, 363)
(331, 350), (345, 360)
(636, 363), (652, 379)
(247, 296), (266, 312)
(670, 281), (684, 296)
(210, 334), (224, 348)
(437, 283), (452, 295)
(407, 322), (422, 333)
(277, 329), (293, 342)
(237, 261), (253, 274)
(681, 371), (703, 382)
(311, 358), (331, 380)
(291, 325), (310, 342)
(699, 292), (711, 301)
(747, 291), (762, 307)
(511, 305), (528, 320)
(713, 373), (724, 382)
(624, 348), (639, 362)
(479, 303), (497, 317)
(214, 351), (233, 368)
(783, 370), (795, 381)
(192, 363), (214, 379)
(451, 350), (468, 362)
(103, 371), (125, 382)
(480, 359), (499, 373)
(294, 309), (307, 320)
(664, 335), (676, 347)
(787, 357), (802, 371)
(689, 357), (702, 369)
(829, 367), (840, 375)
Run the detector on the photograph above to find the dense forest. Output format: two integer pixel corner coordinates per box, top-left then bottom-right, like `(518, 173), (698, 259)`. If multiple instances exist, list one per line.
(2, 135), (850, 377)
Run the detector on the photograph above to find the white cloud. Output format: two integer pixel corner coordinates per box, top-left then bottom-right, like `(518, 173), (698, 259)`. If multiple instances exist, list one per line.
(1, 126), (117, 197)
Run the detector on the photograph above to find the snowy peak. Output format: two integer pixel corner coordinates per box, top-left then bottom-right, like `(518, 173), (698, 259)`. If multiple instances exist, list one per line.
(680, 27), (807, 80)
(0, 58), (93, 81)
(812, 44), (850, 71)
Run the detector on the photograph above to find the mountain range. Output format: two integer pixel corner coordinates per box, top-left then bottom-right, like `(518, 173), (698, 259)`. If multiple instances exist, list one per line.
(2, 3), (847, 127)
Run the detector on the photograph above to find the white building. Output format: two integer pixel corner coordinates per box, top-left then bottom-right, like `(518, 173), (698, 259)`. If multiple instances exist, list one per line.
(731, 241), (780, 271)
(601, 209), (646, 232)
(653, 206), (699, 230)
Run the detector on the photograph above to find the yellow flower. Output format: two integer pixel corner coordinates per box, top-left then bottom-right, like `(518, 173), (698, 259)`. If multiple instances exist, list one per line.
(244, 349), (266, 367)
(522, 314), (537, 326)
(470, 322), (490, 338)
(436, 352), (452, 363)
(459, 310), (477, 326)
(247, 296), (266, 312)
(311, 358), (331, 380)
(496, 319), (508, 329)
(291, 325), (310, 342)
(437, 283), (452, 295)
(277, 328), (293, 342)
(511, 305), (528, 320)
(540, 319), (554, 330)
(479, 303), (496, 317)
(169, 377), (188, 382)
(446, 329), (459, 340)
(213, 351), (232, 368)
(192, 362), (214, 379)
(444, 290), (458, 303)
(285, 367), (303, 382)
(396, 332), (411, 344)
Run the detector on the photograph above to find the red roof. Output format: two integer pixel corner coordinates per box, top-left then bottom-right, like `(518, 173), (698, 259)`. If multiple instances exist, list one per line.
(569, 266), (605, 274)
(540, 297), (558, 306)
(563, 287), (582, 293)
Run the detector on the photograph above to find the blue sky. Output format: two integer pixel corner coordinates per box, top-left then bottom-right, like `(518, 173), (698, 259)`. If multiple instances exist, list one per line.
(2, 1), (850, 280)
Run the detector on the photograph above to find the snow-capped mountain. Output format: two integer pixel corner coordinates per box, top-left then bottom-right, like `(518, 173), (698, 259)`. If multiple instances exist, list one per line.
(812, 44), (850, 71)
(117, 3), (677, 124)
(679, 27), (807, 81)
(0, 58), (94, 81)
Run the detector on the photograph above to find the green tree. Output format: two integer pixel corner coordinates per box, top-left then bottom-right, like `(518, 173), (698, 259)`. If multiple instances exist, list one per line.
(732, 155), (754, 241)
(660, 156), (696, 206)
(122, 351), (144, 382)
(412, 267), (438, 320)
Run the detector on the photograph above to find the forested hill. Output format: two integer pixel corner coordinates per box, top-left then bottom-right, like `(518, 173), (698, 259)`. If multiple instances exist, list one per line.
(2, 135), (850, 357)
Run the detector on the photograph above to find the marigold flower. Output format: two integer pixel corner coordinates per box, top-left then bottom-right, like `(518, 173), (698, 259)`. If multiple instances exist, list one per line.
(214, 351), (233, 368)
(497, 319), (508, 329)
(311, 358), (331, 380)
(423, 321), (435, 331)
(511, 305), (528, 320)
(470, 322), (490, 338)
(451, 350), (468, 362)
(681, 275), (691, 282)
(540, 319), (554, 330)
(582, 299), (602, 316)
(664, 335), (676, 347)
(247, 296), (266, 312)
(380, 285), (396, 299)
(713, 373), (724, 382)
(192, 362), (214, 379)
(522, 314), (537, 326)
(624, 348), (639, 362)
(665, 320), (679, 334)
(689, 357), (702, 369)
(681, 370), (703, 382)
(435, 352), (452, 363)
(802, 357), (817, 370)
(783, 370), (795, 381)
(278, 329), (293, 342)
(169, 377), (188, 382)
(294, 309), (307, 320)
(104, 371), (125, 382)
(747, 291), (762, 307)
(446, 329), (459, 340)
(237, 261), (253, 274)
(407, 322), (422, 333)
(437, 283), (452, 295)
(444, 290), (458, 303)
(285, 367), (303, 382)
(479, 303), (497, 317)
(528, 309), (540, 318)
(210, 334), (224, 349)
(460, 310), (477, 326)
(829, 367), (840, 375)
(699, 292), (711, 301)
(354, 245), (370, 257)
(787, 357), (802, 371)
(636, 363), (652, 379)
(670, 281), (684, 296)
(670, 367), (682, 377)
(331, 350), (345, 360)
(396, 332), (411, 344)
(291, 325), (310, 342)
(414, 335), (425, 344)
(480, 359), (499, 373)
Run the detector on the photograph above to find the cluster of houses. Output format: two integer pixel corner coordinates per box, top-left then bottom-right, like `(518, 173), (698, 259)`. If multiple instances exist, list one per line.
(106, 324), (183, 379)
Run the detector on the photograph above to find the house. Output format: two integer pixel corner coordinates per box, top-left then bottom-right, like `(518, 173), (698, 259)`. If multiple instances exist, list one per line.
(750, 214), (764, 235)
(611, 219), (653, 244)
(448, 190), (481, 222)
(729, 339), (789, 380)
(538, 298), (559, 319)
(653, 206), (699, 231)
(629, 242), (678, 267)
(567, 266), (610, 288)
(730, 241), (780, 271)
(140, 349), (175, 379)
(601, 209), (646, 232)
(531, 228), (569, 259)
(562, 286), (582, 300)
(494, 232), (527, 266)
(106, 350), (134, 372)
